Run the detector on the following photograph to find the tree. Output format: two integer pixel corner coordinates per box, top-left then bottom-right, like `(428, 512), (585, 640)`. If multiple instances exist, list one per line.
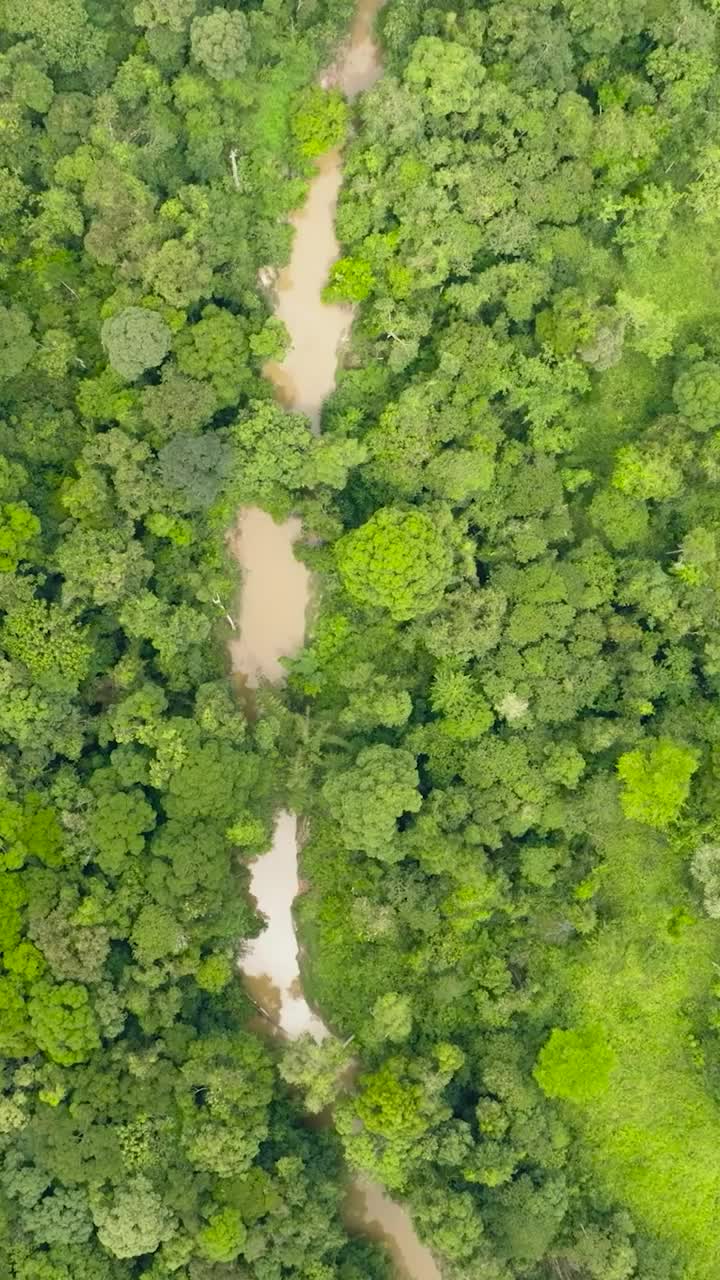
(422, 585), (507, 662)
(30, 900), (110, 984)
(534, 1026), (616, 1103)
(335, 507), (453, 621)
(673, 361), (720, 432)
(305, 436), (368, 489)
(291, 87), (348, 158)
(196, 952), (233, 992)
(133, 0), (196, 31)
(2, 599), (92, 688)
(231, 400), (311, 508)
(161, 740), (261, 824)
(404, 37), (485, 117)
(158, 431), (232, 511)
(279, 1034), (352, 1113)
(88, 789), (156, 877)
(22, 1188), (94, 1246)
(28, 981), (101, 1066)
(175, 305), (251, 406)
(140, 369), (218, 444)
(367, 993), (413, 1045)
(617, 738), (699, 829)
(101, 308), (172, 382)
(178, 1033), (273, 1177)
(587, 488), (649, 550)
(190, 8), (250, 80)
(323, 255), (375, 303)
(2, 0), (105, 70)
(0, 975), (35, 1057)
(0, 305), (36, 380)
(37, 328), (77, 379)
(489, 1174), (568, 1266)
(197, 1207), (246, 1263)
(92, 1176), (177, 1258)
(611, 442), (683, 501)
(56, 527), (152, 607)
(690, 843), (720, 918)
(130, 904), (187, 967)
(424, 448), (494, 502)
(0, 503), (40, 572)
(141, 240), (212, 308)
(430, 666), (494, 740)
(322, 744), (422, 859)
(616, 291), (675, 363)
(0, 793), (63, 871)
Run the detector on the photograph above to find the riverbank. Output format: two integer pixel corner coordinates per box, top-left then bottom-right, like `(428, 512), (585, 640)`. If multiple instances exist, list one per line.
(228, 2), (443, 1276)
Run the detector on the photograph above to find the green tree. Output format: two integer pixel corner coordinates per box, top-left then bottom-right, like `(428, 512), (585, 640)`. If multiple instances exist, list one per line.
(673, 361), (720, 432)
(690, 843), (720, 918)
(279, 1034), (352, 1113)
(404, 37), (485, 117)
(142, 240), (212, 308)
(611, 442), (683, 501)
(0, 503), (40, 572)
(291, 87), (348, 158)
(534, 1026), (616, 1103)
(0, 793), (63, 870)
(322, 744), (422, 859)
(92, 1175), (177, 1258)
(101, 308), (172, 382)
(190, 8), (250, 80)
(367, 993), (413, 1045)
(2, 600), (92, 688)
(231, 400), (311, 509)
(22, 1188), (93, 1246)
(133, 0), (196, 31)
(0, 975), (35, 1057)
(88, 790), (156, 877)
(28, 981), (101, 1066)
(130, 904), (187, 967)
(0, 305), (36, 380)
(617, 738), (699, 829)
(424, 448), (494, 502)
(2, 0), (105, 70)
(175, 305), (251, 406)
(197, 1207), (246, 1263)
(140, 369), (218, 444)
(178, 1033), (273, 1177)
(56, 527), (152, 607)
(335, 507), (453, 621)
(323, 255), (375, 303)
(158, 432), (232, 511)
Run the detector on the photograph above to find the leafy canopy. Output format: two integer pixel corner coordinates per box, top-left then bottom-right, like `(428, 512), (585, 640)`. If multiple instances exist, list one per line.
(335, 506), (453, 621)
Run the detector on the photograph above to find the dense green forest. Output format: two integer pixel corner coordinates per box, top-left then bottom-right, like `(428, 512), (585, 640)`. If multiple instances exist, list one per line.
(0, 1), (390, 1277)
(3, 0), (720, 1278)
(283, 0), (720, 1277)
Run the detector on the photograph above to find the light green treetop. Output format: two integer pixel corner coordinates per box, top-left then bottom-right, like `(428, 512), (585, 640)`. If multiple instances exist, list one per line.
(617, 738), (699, 829)
(534, 1026), (616, 1103)
(335, 506), (453, 621)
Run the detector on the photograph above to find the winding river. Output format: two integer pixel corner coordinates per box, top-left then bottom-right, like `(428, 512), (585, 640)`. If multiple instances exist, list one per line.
(230, 4), (442, 1277)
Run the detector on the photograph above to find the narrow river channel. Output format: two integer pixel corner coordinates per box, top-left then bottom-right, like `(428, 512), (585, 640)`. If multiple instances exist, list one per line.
(229, 4), (442, 1277)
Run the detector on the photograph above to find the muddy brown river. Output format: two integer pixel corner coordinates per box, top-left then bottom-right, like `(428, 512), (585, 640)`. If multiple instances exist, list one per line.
(230, 4), (442, 1277)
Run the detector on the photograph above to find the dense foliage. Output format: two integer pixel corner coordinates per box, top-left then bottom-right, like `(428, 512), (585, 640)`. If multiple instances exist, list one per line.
(6, 0), (720, 1277)
(0, 1), (395, 1277)
(268, 0), (720, 1277)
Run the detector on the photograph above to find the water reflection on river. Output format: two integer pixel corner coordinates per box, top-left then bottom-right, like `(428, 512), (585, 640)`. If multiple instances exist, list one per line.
(230, 2), (442, 1276)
